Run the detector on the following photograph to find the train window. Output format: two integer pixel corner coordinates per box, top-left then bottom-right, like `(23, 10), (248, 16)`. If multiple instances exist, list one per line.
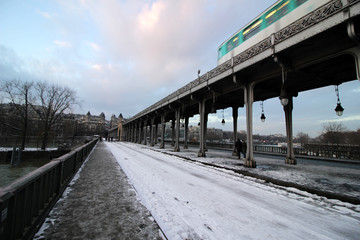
(265, 9), (277, 25)
(294, 0), (307, 7)
(226, 41), (232, 52)
(231, 36), (239, 48)
(226, 35), (240, 52)
(277, 0), (290, 17)
(243, 19), (263, 41)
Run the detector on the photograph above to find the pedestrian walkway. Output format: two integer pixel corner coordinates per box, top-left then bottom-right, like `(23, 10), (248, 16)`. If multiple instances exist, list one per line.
(34, 141), (163, 240)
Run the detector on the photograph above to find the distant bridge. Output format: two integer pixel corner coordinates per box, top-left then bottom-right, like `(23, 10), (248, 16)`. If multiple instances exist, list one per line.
(123, 0), (360, 168)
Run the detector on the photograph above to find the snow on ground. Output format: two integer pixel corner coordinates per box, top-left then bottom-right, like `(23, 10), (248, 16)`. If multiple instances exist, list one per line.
(153, 145), (360, 200)
(106, 142), (360, 240)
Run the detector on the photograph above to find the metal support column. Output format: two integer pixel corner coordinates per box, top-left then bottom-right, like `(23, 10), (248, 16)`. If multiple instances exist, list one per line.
(160, 114), (166, 149)
(232, 106), (238, 156)
(204, 112), (208, 151)
(138, 123), (142, 144)
(143, 121), (147, 145)
(174, 108), (181, 152)
(171, 118), (175, 147)
(198, 99), (206, 157)
(244, 84), (256, 167)
(150, 118), (155, 146)
(184, 116), (189, 149)
(284, 97), (297, 164)
(155, 124), (158, 144)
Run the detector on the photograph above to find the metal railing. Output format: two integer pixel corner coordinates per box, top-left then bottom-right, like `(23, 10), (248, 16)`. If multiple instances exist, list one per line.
(253, 144), (360, 160)
(0, 139), (98, 240)
(163, 140), (360, 160)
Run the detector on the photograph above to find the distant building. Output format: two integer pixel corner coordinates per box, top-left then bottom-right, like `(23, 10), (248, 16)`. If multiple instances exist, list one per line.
(117, 114), (125, 140)
(107, 113), (126, 140)
(76, 111), (107, 136)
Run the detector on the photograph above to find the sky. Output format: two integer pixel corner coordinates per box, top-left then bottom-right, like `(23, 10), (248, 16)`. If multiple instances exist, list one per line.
(0, 0), (359, 138)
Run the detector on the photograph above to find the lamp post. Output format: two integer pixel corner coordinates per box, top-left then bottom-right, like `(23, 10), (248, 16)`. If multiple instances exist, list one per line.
(334, 85), (344, 116)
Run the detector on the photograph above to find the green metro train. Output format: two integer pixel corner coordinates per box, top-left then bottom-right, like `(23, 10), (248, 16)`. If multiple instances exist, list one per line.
(217, 0), (333, 65)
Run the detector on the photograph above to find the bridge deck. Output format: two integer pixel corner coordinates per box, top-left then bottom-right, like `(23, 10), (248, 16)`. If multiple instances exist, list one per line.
(34, 141), (163, 240)
(35, 141), (359, 239)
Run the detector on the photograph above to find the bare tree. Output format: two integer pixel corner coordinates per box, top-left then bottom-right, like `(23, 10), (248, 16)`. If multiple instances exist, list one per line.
(321, 122), (346, 144)
(1, 79), (33, 149)
(32, 81), (78, 150)
(296, 131), (310, 146)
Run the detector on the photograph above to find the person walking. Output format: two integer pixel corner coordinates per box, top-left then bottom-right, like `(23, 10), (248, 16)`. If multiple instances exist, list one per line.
(235, 138), (242, 159)
(242, 140), (247, 159)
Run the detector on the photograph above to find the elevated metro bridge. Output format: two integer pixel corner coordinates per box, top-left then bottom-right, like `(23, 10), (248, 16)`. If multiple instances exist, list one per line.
(123, 0), (360, 167)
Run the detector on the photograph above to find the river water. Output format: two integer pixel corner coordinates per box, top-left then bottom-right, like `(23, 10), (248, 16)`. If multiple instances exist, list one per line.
(0, 159), (50, 188)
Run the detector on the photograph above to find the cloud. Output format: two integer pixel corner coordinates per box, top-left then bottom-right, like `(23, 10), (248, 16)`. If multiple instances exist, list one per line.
(36, 9), (51, 19)
(320, 115), (360, 123)
(92, 64), (102, 71)
(87, 42), (101, 52)
(0, 45), (33, 81)
(52, 0), (318, 120)
(138, 2), (164, 31)
(53, 40), (72, 48)
(77, 0), (245, 96)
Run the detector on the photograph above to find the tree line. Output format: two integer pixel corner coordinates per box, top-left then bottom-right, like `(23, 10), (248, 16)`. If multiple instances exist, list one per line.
(204, 123), (359, 146)
(297, 122), (360, 146)
(0, 79), (78, 150)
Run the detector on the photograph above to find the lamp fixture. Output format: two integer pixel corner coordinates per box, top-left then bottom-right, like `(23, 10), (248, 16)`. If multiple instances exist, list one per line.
(279, 64), (288, 106)
(260, 101), (266, 122)
(334, 85), (344, 116)
(221, 109), (225, 126)
(279, 86), (289, 106)
(181, 117), (184, 128)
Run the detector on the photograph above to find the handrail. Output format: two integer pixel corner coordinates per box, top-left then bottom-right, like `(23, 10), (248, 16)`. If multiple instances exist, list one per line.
(163, 140), (360, 160)
(0, 139), (98, 240)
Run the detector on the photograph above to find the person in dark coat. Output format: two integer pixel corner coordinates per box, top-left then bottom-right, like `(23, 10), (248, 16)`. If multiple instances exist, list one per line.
(242, 140), (247, 159)
(235, 138), (242, 159)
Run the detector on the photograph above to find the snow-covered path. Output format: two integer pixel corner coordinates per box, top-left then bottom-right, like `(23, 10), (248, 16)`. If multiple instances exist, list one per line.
(107, 142), (360, 240)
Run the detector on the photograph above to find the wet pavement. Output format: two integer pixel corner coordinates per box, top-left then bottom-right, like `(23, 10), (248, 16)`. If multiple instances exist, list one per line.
(34, 141), (163, 240)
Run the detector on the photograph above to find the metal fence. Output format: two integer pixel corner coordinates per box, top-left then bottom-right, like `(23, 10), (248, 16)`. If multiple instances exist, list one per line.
(0, 139), (98, 240)
(254, 144), (360, 160)
(164, 140), (360, 160)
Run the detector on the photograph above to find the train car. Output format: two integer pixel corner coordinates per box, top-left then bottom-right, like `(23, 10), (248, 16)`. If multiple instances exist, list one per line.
(217, 0), (332, 65)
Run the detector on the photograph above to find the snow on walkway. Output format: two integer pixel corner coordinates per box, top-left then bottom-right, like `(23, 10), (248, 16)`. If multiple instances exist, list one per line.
(107, 142), (360, 240)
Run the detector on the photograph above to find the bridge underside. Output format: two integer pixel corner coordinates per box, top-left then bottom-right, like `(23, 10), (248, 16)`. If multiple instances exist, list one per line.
(159, 16), (360, 122)
(124, 2), (360, 167)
